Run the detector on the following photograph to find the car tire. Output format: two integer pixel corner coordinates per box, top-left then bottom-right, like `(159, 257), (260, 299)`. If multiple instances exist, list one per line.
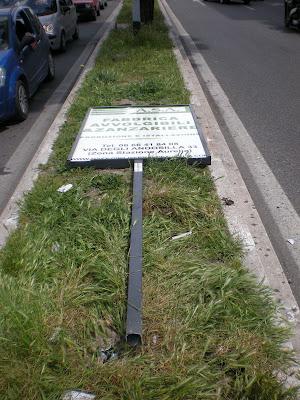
(243, 0), (250, 4)
(91, 7), (97, 20)
(15, 80), (29, 122)
(97, 5), (100, 15)
(73, 25), (79, 40)
(46, 52), (55, 81)
(60, 31), (67, 52)
(100, 1), (105, 9)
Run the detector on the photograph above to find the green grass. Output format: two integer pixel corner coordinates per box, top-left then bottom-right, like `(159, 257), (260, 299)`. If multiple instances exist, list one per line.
(0, 1), (298, 399)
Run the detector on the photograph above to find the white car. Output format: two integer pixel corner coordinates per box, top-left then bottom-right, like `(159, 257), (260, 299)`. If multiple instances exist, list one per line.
(25, 0), (79, 51)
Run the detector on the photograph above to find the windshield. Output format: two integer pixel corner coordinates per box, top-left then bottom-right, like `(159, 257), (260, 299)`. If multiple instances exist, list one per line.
(0, 16), (9, 51)
(25, 0), (57, 16)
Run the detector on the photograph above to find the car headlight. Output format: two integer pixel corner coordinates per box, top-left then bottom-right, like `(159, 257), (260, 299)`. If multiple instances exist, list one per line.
(43, 24), (54, 34)
(0, 67), (6, 87)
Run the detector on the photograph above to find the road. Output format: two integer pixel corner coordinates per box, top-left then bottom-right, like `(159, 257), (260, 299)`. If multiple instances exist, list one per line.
(0, 0), (119, 213)
(167, 0), (300, 214)
(166, 0), (300, 298)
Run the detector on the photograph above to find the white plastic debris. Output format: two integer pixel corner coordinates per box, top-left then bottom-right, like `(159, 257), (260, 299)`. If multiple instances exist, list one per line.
(57, 184), (73, 193)
(152, 335), (158, 345)
(62, 391), (96, 400)
(286, 311), (296, 323)
(171, 231), (192, 241)
(51, 242), (60, 252)
(99, 347), (118, 363)
(49, 327), (62, 344)
(287, 239), (295, 245)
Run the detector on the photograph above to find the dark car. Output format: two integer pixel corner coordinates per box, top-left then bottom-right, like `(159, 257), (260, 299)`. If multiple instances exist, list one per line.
(0, 4), (55, 121)
(285, 0), (300, 28)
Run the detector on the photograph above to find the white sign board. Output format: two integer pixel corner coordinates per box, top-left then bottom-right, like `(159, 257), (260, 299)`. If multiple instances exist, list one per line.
(68, 106), (210, 167)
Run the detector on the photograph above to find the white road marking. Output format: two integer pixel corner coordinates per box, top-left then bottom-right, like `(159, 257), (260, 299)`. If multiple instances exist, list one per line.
(193, 0), (206, 6)
(244, 5), (255, 10)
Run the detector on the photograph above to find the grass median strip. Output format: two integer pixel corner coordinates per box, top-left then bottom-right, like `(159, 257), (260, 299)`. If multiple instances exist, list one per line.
(0, 1), (298, 398)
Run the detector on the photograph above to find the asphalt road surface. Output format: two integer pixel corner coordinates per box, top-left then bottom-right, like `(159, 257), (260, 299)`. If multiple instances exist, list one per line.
(166, 0), (300, 295)
(0, 0), (119, 213)
(167, 0), (300, 215)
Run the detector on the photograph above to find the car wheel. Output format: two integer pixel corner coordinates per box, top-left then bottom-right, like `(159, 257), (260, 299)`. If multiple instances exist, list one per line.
(243, 0), (250, 4)
(46, 52), (55, 81)
(285, 3), (290, 27)
(73, 25), (79, 40)
(100, 1), (104, 9)
(97, 5), (100, 15)
(91, 7), (97, 20)
(60, 31), (67, 52)
(15, 80), (29, 121)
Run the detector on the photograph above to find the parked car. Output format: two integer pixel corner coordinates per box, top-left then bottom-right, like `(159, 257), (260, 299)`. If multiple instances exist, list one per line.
(0, 4), (55, 121)
(23, 0), (79, 51)
(73, 0), (100, 21)
(285, 0), (300, 28)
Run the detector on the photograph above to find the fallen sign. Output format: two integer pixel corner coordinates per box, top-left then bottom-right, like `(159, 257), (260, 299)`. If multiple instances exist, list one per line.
(68, 105), (211, 167)
(68, 105), (211, 347)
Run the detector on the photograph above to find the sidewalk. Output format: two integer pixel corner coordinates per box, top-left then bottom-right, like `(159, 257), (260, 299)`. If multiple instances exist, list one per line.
(0, 0), (299, 398)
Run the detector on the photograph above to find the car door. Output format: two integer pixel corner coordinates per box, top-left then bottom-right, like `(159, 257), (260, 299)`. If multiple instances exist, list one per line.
(15, 10), (40, 94)
(66, 0), (77, 35)
(59, 0), (71, 38)
(25, 8), (48, 82)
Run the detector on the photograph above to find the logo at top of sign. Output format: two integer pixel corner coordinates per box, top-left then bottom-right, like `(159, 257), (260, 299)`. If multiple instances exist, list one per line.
(136, 107), (187, 114)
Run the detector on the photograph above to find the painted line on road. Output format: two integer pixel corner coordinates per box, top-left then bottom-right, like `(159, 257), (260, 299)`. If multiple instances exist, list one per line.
(244, 5), (255, 10)
(160, 0), (300, 358)
(0, 2), (123, 247)
(193, 0), (207, 6)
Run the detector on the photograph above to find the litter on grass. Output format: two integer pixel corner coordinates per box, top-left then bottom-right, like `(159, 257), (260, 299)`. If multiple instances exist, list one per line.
(61, 391), (96, 400)
(51, 242), (60, 252)
(171, 231), (192, 241)
(99, 347), (118, 363)
(57, 184), (73, 193)
(287, 239), (295, 245)
(49, 327), (62, 344)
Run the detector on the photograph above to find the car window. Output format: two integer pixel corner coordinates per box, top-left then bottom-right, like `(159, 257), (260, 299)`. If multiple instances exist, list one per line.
(26, 8), (42, 35)
(0, 16), (9, 51)
(15, 10), (34, 43)
(25, 0), (58, 16)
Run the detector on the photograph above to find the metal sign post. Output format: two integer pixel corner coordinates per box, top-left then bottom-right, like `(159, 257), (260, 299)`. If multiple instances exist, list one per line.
(68, 105), (211, 346)
(132, 0), (141, 31)
(126, 160), (143, 346)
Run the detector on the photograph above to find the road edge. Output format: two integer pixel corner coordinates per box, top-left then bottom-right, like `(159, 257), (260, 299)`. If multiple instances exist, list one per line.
(159, 0), (300, 363)
(0, 1), (123, 247)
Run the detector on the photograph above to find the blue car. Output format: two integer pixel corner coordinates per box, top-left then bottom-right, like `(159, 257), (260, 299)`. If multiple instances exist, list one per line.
(0, 4), (55, 121)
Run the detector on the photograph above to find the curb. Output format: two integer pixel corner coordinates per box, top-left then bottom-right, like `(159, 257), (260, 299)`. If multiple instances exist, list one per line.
(159, 0), (300, 360)
(0, 1), (123, 248)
